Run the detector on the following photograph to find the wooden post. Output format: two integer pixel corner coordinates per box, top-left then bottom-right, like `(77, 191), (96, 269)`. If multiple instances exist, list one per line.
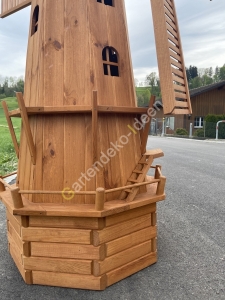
(95, 188), (105, 211)
(141, 95), (155, 154)
(2, 101), (19, 158)
(0, 176), (6, 192)
(92, 91), (98, 164)
(11, 187), (23, 208)
(16, 92), (36, 165)
(154, 165), (162, 179)
(156, 176), (166, 196)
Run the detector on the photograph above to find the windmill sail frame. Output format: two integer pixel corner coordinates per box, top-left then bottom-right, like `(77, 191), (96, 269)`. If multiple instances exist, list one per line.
(1, 0), (31, 18)
(151, 0), (192, 115)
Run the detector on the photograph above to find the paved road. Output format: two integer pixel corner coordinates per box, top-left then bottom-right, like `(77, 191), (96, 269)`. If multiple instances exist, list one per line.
(0, 137), (225, 300)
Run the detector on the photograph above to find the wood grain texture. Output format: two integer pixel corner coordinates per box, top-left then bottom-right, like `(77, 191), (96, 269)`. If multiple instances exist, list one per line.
(32, 271), (107, 290)
(30, 242), (106, 260)
(105, 203), (156, 227)
(15, 0), (143, 204)
(93, 214), (152, 246)
(107, 252), (157, 287)
(151, 0), (192, 115)
(22, 227), (92, 244)
(106, 226), (157, 257)
(29, 216), (105, 229)
(94, 240), (152, 276)
(24, 256), (92, 275)
(1, 0), (31, 18)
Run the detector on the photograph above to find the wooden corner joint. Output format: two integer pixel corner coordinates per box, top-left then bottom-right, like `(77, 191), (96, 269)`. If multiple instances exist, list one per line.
(11, 187), (24, 209)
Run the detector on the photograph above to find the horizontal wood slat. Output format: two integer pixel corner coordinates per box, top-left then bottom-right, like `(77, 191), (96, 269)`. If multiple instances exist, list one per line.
(173, 84), (186, 93)
(107, 252), (157, 287)
(24, 257), (92, 275)
(105, 204), (155, 227)
(93, 214), (152, 246)
(172, 108), (190, 114)
(22, 227), (92, 244)
(94, 240), (152, 276)
(175, 92), (187, 100)
(166, 24), (178, 39)
(171, 67), (185, 78)
(172, 74), (185, 85)
(106, 226), (157, 257)
(174, 101), (189, 108)
(8, 105), (148, 117)
(29, 216), (105, 230)
(170, 58), (183, 70)
(32, 271), (107, 290)
(30, 242), (106, 260)
(164, 1), (174, 16)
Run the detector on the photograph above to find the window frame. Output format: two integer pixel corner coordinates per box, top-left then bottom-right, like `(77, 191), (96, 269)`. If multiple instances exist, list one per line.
(194, 116), (204, 128)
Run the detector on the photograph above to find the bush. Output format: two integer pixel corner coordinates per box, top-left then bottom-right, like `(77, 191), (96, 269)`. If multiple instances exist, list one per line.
(205, 114), (225, 139)
(194, 128), (204, 137)
(175, 128), (188, 136)
(0, 94), (6, 99)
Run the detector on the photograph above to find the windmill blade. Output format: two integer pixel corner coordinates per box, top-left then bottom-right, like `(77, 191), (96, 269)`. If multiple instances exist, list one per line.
(151, 0), (192, 115)
(1, 0), (31, 18)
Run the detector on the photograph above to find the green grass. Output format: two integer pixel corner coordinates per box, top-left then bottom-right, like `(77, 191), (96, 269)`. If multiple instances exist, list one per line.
(0, 97), (21, 176)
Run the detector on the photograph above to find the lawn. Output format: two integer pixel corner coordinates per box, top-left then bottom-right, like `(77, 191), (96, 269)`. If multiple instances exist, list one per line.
(0, 97), (21, 176)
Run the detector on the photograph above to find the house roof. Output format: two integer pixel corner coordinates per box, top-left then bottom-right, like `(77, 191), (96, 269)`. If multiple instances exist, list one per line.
(189, 80), (225, 97)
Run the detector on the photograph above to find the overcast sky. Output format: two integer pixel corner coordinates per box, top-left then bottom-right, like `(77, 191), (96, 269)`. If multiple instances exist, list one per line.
(0, 0), (224, 83)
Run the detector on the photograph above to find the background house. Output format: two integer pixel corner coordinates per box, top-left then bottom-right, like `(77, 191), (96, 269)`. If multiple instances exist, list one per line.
(152, 80), (225, 135)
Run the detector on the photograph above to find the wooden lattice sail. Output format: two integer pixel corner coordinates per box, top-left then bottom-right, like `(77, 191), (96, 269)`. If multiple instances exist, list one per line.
(151, 0), (192, 115)
(1, 0), (31, 18)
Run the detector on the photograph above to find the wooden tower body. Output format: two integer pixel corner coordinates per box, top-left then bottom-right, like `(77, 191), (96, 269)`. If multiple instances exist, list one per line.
(18, 0), (142, 204)
(0, 0), (190, 290)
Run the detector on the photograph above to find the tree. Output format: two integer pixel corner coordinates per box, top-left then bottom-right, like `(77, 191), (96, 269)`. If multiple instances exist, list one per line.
(186, 67), (191, 82)
(145, 72), (161, 96)
(188, 65), (198, 79)
(214, 66), (220, 82)
(219, 65), (225, 81)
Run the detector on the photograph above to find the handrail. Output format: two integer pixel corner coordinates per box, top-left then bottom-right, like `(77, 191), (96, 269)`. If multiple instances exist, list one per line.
(19, 179), (160, 195)
(216, 120), (225, 140)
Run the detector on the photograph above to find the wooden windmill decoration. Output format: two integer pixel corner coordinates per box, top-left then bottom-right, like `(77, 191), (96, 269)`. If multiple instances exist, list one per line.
(0, 0), (191, 290)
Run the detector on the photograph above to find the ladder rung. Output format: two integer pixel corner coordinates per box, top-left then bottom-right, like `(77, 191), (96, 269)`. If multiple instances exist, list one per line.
(133, 169), (143, 174)
(128, 179), (139, 183)
(124, 189), (133, 193)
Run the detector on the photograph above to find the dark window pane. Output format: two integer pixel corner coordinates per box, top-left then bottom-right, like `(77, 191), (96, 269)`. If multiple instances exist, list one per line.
(104, 0), (113, 6)
(103, 64), (108, 75)
(110, 65), (119, 77)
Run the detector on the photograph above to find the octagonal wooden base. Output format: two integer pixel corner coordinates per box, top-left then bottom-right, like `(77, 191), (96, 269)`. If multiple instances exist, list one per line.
(1, 186), (164, 290)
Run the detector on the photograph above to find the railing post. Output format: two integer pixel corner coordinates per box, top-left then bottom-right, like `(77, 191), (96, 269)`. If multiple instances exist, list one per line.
(11, 187), (23, 208)
(95, 188), (105, 211)
(156, 176), (166, 196)
(154, 165), (161, 179)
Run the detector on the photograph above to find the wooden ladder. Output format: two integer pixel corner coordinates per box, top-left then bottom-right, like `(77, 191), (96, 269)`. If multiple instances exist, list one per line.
(119, 149), (164, 202)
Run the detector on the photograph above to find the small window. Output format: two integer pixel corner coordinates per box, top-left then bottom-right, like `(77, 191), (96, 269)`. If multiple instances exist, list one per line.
(31, 6), (39, 36)
(194, 117), (204, 128)
(102, 47), (119, 77)
(97, 0), (114, 7)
